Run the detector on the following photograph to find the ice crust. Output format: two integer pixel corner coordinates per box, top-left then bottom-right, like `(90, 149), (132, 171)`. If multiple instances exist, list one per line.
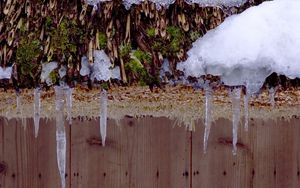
(178, 0), (300, 93)
(86, 0), (246, 9)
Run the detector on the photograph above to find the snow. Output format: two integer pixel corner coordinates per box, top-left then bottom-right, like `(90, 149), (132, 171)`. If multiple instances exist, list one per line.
(178, 0), (300, 93)
(41, 62), (58, 85)
(92, 50), (113, 81)
(185, 0), (247, 7)
(33, 88), (41, 138)
(100, 89), (108, 146)
(0, 66), (12, 79)
(86, 0), (246, 9)
(230, 87), (241, 155)
(80, 50), (120, 81)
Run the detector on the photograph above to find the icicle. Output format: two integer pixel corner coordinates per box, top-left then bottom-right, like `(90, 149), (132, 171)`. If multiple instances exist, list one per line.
(203, 86), (213, 154)
(269, 87), (276, 107)
(64, 87), (73, 125)
(33, 88), (41, 138)
(230, 87), (241, 155)
(54, 86), (66, 188)
(100, 89), (108, 146)
(243, 91), (249, 132)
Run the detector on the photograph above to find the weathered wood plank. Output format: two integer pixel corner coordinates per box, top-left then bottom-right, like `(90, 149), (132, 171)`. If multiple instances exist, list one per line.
(0, 118), (71, 188)
(70, 117), (191, 188)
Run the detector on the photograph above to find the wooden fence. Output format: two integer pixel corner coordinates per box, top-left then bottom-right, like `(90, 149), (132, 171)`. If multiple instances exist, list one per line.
(0, 116), (300, 188)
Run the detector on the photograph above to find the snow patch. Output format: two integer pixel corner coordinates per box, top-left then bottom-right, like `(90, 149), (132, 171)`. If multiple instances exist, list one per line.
(0, 66), (12, 79)
(41, 62), (58, 85)
(80, 50), (121, 81)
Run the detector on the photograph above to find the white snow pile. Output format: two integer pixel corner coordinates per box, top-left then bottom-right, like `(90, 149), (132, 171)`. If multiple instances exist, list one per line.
(0, 66), (12, 79)
(41, 61), (58, 85)
(86, 0), (247, 9)
(80, 50), (121, 81)
(177, 0), (300, 93)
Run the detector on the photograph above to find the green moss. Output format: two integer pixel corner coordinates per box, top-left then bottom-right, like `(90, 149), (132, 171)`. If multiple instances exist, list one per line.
(49, 71), (58, 85)
(101, 82), (109, 90)
(45, 16), (53, 29)
(16, 38), (41, 78)
(98, 32), (107, 49)
(166, 26), (184, 53)
(50, 18), (78, 57)
(189, 31), (201, 42)
(119, 42), (132, 58)
(133, 50), (152, 63)
(146, 27), (156, 38)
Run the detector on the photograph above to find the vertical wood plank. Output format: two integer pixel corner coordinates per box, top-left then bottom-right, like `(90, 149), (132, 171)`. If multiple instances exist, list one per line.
(192, 117), (300, 188)
(71, 117), (191, 188)
(192, 118), (250, 188)
(0, 118), (70, 188)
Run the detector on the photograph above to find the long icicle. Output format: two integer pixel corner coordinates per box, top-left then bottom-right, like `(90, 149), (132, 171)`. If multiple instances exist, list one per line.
(33, 88), (41, 138)
(100, 89), (108, 146)
(230, 87), (241, 155)
(203, 86), (213, 154)
(55, 86), (66, 188)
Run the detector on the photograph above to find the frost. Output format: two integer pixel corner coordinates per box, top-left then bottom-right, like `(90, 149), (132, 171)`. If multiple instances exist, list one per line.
(203, 86), (213, 154)
(41, 62), (58, 85)
(54, 86), (66, 188)
(100, 89), (108, 146)
(0, 66), (12, 79)
(230, 87), (241, 155)
(33, 88), (41, 138)
(178, 0), (300, 92)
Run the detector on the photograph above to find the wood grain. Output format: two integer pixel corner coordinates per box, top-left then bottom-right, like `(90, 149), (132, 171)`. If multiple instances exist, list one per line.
(0, 117), (300, 188)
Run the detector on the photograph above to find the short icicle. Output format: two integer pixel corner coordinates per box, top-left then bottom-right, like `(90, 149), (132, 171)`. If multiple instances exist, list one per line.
(203, 86), (213, 154)
(100, 89), (108, 146)
(33, 88), (41, 138)
(55, 86), (66, 188)
(230, 87), (241, 155)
